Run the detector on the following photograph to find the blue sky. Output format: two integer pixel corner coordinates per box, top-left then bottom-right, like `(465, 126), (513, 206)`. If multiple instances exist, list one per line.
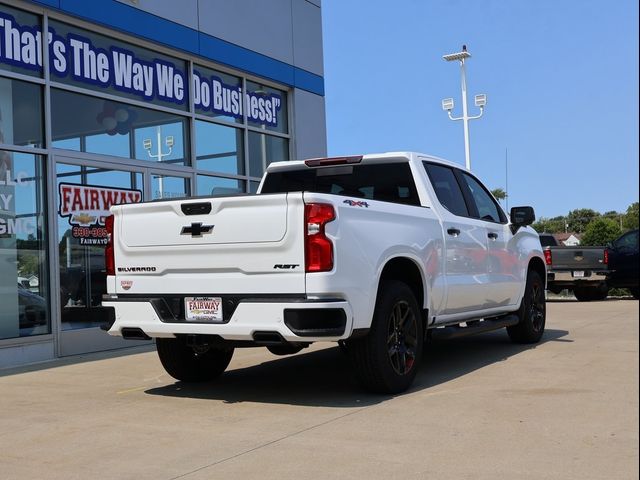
(322, 0), (639, 218)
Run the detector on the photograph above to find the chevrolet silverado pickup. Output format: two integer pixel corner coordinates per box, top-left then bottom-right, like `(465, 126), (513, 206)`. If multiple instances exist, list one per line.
(103, 152), (546, 393)
(540, 234), (610, 301)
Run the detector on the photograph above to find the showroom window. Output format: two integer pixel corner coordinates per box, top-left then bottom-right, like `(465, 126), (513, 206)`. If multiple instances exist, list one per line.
(0, 77), (44, 148)
(196, 175), (245, 196)
(48, 19), (189, 111)
(195, 120), (244, 176)
(0, 150), (49, 340)
(51, 88), (189, 165)
(246, 81), (288, 134)
(0, 6), (43, 78)
(248, 132), (289, 177)
(194, 65), (243, 124)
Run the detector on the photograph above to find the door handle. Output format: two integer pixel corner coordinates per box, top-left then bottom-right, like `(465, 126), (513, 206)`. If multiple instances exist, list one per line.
(447, 228), (461, 237)
(488, 232), (498, 240)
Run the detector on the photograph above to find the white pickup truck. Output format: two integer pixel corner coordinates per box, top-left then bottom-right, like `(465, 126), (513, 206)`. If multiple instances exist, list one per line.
(103, 152), (546, 393)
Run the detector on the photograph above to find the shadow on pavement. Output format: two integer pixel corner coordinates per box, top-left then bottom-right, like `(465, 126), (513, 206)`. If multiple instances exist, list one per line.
(145, 328), (569, 407)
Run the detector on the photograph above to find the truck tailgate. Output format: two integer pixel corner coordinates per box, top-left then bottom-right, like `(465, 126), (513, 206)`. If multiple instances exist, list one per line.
(548, 246), (606, 270)
(110, 193), (306, 295)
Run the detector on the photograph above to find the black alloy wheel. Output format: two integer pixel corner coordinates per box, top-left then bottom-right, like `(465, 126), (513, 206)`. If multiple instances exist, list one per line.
(387, 300), (419, 376)
(349, 280), (424, 394)
(528, 281), (546, 334)
(507, 270), (546, 344)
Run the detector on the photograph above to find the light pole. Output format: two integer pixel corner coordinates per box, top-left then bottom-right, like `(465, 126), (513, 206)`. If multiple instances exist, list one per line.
(441, 45), (486, 171)
(143, 126), (174, 198)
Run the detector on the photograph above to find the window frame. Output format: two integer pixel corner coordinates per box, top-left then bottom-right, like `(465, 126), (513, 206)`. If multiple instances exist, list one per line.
(456, 170), (508, 224)
(423, 161), (508, 224)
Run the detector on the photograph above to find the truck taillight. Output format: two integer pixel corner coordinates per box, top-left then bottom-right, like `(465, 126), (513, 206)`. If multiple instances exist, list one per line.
(544, 248), (552, 266)
(304, 203), (335, 272)
(105, 215), (115, 276)
(603, 249), (609, 265)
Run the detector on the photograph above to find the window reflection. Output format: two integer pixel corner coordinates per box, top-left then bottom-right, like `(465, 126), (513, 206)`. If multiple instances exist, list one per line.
(51, 89), (189, 165)
(0, 5), (43, 78)
(0, 77), (44, 148)
(56, 163), (143, 330)
(195, 120), (244, 175)
(246, 81), (287, 133)
(151, 174), (189, 200)
(248, 132), (288, 178)
(0, 151), (49, 339)
(135, 123), (187, 165)
(197, 175), (245, 196)
(193, 66), (243, 123)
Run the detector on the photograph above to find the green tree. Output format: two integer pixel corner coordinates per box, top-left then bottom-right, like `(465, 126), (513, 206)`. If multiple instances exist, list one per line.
(532, 216), (566, 233)
(580, 218), (621, 246)
(622, 202), (639, 230)
(491, 188), (507, 202)
(566, 208), (600, 233)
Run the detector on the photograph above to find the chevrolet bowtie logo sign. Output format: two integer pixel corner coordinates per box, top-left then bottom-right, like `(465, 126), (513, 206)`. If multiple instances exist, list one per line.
(181, 222), (214, 237)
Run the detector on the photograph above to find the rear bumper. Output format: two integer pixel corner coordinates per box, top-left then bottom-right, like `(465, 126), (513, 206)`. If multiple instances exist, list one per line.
(102, 297), (353, 342)
(547, 270), (608, 286)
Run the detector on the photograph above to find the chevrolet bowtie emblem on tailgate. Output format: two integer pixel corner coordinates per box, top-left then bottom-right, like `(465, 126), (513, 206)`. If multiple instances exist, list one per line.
(181, 222), (214, 237)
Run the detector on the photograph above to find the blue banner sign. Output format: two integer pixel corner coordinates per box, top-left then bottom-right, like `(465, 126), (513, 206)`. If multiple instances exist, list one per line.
(0, 11), (282, 126)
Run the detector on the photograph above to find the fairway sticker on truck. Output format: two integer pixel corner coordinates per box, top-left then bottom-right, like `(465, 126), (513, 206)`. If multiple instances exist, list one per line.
(185, 297), (223, 322)
(343, 199), (369, 208)
(58, 183), (142, 245)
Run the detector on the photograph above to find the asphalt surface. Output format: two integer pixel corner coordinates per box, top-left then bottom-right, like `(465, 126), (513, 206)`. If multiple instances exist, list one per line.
(0, 299), (638, 479)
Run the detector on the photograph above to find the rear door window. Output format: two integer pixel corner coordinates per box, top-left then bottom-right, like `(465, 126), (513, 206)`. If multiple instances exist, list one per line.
(261, 163), (421, 206)
(423, 163), (469, 217)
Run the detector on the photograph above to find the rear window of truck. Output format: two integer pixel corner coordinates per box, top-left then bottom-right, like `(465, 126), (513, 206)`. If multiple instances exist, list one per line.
(261, 163), (421, 207)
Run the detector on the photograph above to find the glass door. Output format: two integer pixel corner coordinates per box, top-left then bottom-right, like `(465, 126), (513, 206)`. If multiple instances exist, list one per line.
(54, 155), (192, 356)
(54, 155), (147, 355)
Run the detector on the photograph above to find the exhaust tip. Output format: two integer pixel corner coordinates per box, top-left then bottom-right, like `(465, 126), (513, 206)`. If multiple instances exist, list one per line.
(121, 328), (152, 341)
(252, 331), (286, 345)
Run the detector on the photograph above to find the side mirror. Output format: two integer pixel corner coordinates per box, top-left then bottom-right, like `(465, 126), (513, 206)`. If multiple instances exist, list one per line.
(510, 206), (535, 233)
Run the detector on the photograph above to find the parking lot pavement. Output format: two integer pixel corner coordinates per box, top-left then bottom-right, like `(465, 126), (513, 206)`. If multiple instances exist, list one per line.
(0, 300), (638, 480)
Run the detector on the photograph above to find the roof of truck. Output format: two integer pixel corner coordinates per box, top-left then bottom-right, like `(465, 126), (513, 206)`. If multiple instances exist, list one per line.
(267, 152), (464, 172)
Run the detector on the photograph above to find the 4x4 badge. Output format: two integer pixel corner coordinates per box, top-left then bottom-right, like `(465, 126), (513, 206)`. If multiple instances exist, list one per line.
(181, 222), (214, 237)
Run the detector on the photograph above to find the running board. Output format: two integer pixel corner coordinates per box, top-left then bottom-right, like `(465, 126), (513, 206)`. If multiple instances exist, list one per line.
(430, 314), (519, 341)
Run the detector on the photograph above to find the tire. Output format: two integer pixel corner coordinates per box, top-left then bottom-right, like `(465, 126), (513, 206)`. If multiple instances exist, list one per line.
(348, 280), (423, 394)
(267, 345), (304, 356)
(574, 284), (609, 302)
(507, 270), (546, 344)
(156, 337), (233, 382)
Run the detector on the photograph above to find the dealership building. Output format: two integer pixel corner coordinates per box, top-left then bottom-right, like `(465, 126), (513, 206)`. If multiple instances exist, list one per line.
(0, 0), (326, 367)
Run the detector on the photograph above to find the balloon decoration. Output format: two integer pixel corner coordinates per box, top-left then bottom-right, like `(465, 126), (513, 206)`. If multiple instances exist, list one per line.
(96, 101), (137, 136)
